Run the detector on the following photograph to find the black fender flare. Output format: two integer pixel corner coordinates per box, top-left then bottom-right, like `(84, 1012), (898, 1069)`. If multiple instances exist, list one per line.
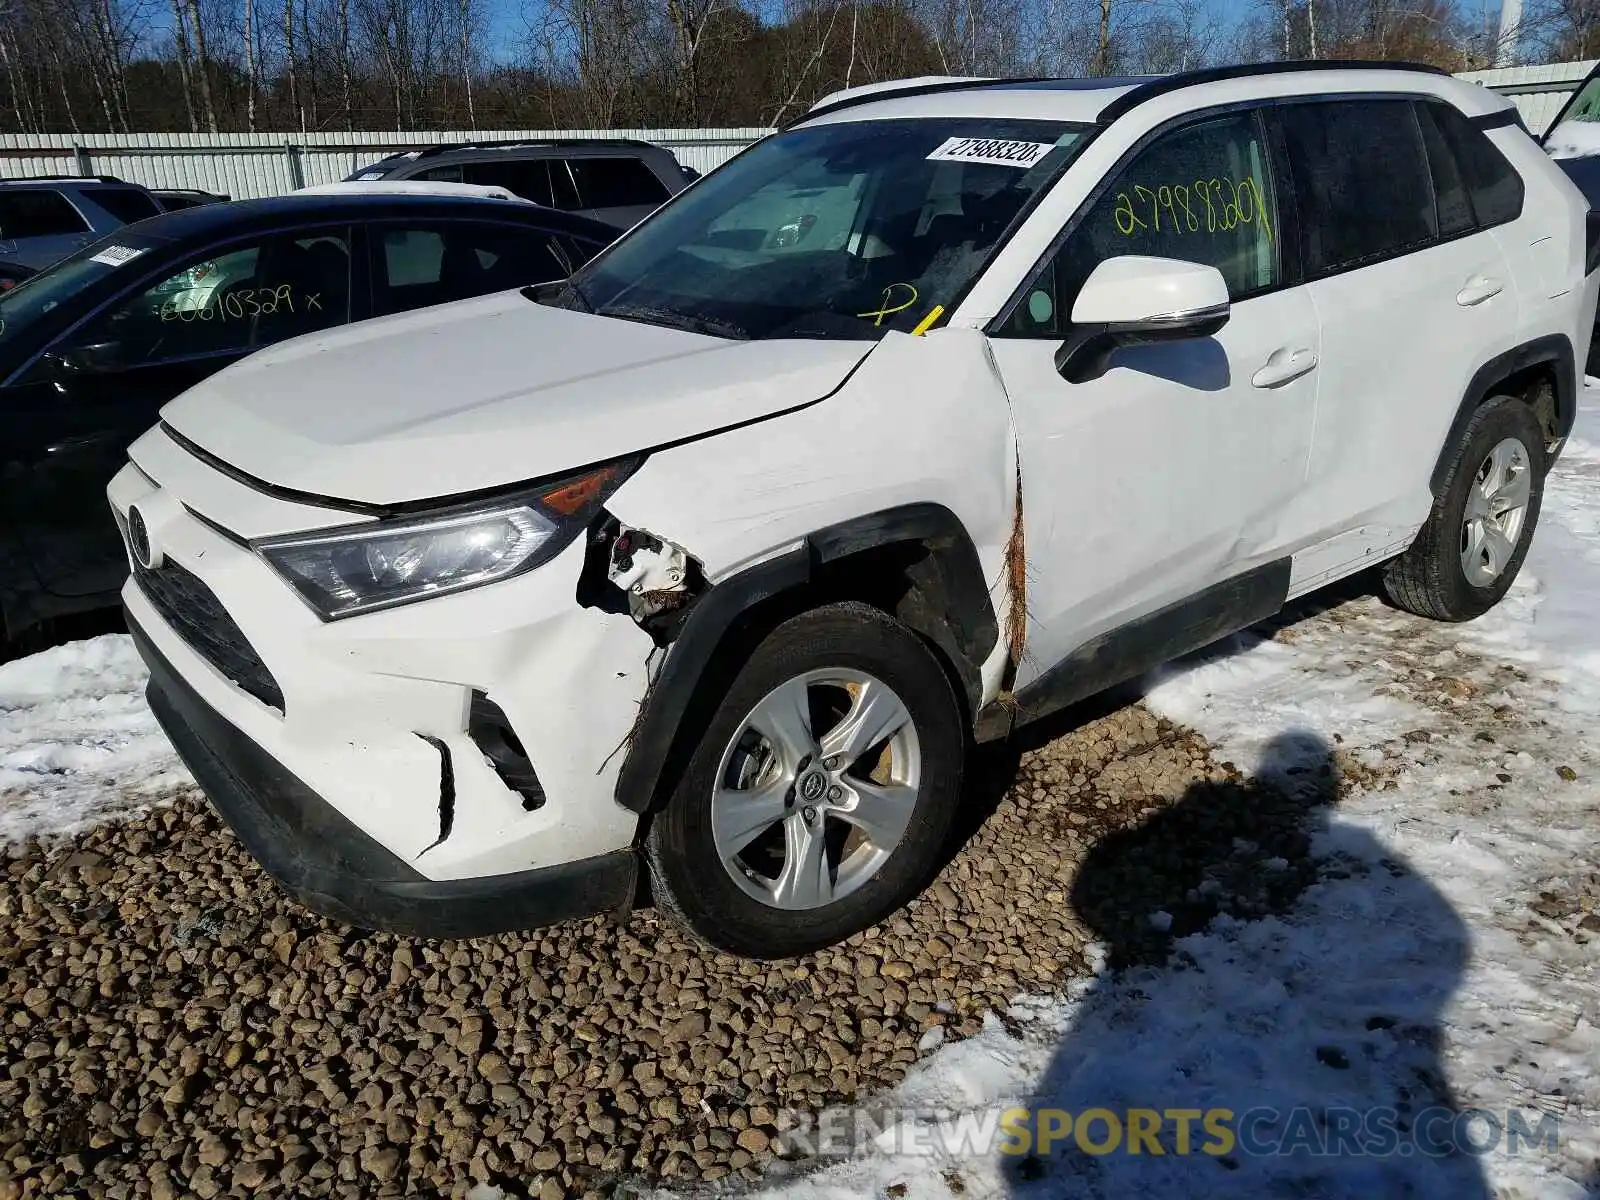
(1431, 334), (1576, 496)
(613, 502), (998, 814)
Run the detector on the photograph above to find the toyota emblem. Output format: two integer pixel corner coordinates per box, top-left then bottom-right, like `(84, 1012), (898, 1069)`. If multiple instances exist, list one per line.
(127, 505), (160, 570)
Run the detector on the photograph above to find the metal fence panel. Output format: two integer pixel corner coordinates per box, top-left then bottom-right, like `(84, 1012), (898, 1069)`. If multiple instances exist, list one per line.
(1456, 59), (1596, 132)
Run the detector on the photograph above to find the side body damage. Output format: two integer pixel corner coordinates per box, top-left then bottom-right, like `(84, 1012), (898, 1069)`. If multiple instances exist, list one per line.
(599, 327), (1022, 815)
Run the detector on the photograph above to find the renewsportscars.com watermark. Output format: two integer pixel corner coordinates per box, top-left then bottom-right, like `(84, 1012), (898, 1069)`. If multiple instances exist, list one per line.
(772, 1105), (1567, 1160)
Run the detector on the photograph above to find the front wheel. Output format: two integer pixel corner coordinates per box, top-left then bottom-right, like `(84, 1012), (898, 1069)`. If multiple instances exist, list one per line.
(644, 602), (965, 959)
(1383, 394), (1545, 622)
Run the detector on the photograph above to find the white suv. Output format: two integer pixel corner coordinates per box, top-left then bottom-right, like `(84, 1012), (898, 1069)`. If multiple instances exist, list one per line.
(110, 63), (1598, 959)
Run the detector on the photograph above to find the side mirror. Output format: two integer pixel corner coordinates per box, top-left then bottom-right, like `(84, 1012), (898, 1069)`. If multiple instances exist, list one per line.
(1054, 256), (1230, 383)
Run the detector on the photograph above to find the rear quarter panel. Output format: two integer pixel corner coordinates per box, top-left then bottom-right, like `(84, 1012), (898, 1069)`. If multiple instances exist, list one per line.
(1489, 125), (1594, 322)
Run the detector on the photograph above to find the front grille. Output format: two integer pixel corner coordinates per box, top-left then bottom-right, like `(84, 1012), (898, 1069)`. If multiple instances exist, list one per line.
(135, 560), (284, 712)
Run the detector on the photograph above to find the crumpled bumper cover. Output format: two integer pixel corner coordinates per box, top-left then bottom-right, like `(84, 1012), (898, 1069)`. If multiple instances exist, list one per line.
(129, 611), (638, 939)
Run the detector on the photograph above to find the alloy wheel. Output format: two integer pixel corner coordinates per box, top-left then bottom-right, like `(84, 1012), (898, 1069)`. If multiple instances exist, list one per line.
(709, 669), (921, 910)
(1460, 436), (1532, 588)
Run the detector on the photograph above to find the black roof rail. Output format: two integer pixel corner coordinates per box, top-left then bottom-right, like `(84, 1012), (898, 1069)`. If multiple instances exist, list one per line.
(0, 173), (127, 184)
(790, 59), (1451, 128)
(412, 136), (662, 159)
(1096, 59), (1450, 123)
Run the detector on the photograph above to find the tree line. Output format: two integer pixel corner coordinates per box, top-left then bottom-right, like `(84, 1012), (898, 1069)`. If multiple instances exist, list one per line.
(0, 0), (1593, 136)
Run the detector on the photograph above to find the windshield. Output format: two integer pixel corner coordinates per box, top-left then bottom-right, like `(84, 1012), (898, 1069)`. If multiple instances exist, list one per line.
(558, 118), (1091, 340)
(0, 235), (163, 343)
(1546, 67), (1600, 160)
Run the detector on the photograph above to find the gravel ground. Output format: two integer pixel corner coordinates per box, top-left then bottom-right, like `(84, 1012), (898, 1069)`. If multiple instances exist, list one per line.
(0, 693), (1331, 1200)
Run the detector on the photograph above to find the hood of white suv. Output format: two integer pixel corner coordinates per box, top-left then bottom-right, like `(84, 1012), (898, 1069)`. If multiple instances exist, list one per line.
(159, 291), (874, 507)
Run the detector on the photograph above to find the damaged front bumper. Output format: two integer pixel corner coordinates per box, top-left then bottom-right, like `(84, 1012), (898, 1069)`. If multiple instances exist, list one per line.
(111, 433), (660, 936)
(132, 612), (637, 937)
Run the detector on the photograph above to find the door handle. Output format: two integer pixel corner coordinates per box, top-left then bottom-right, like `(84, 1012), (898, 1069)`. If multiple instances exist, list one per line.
(1251, 347), (1318, 389)
(1456, 276), (1504, 306)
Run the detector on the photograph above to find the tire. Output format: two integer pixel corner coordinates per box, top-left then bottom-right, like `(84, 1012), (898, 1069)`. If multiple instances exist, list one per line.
(1383, 394), (1545, 622)
(644, 601), (965, 959)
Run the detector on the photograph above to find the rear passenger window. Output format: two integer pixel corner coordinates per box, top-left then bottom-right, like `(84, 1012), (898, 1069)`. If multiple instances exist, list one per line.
(1279, 100), (1436, 275)
(89, 187), (163, 225)
(0, 190), (90, 238)
(1003, 111), (1279, 336)
(1415, 103), (1475, 238)
(1427, 101), (1524, 227)
(457, 161), (557, 207)
(567, 157), (670, 209)
(372, 221), (578, 316)
(417, 164), (464, 185)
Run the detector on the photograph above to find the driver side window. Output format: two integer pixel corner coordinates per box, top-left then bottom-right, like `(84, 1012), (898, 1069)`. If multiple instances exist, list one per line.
(1003, 111), (1280, 337)
(46, 228), (353, 373)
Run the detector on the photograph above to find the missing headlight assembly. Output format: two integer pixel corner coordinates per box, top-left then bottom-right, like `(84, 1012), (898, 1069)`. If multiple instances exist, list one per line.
(577, 515), (706, 642)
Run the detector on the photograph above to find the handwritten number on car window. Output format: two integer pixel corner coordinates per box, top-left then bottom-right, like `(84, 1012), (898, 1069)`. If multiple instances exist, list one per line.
(159, 285), (323, 323)
(1113, 177), (1272, 243)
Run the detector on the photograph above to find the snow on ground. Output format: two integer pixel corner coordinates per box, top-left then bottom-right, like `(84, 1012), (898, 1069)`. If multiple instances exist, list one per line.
(4, 391), (1600, 1197)
(0, 633), (184, 848)
(740, 385), (1600, 1200)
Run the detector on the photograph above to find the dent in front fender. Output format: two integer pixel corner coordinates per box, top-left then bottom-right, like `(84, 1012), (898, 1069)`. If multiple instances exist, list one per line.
(602, 327), (1022, 811)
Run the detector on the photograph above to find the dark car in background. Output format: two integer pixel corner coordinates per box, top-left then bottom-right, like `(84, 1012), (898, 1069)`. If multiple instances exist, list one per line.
(0, 176), (164, 269)
(152, 188), (231, 211)
(0, 190), (617, 651)
(345, 138), (692, 227)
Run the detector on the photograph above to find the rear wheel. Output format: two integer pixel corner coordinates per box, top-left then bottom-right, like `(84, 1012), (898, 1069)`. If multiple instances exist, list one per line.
(1383, 394), (1544, 622)
(644, 602), (965, 959)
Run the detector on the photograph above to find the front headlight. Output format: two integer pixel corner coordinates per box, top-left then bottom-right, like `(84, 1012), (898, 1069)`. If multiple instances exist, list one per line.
(255, 460), (633, 620)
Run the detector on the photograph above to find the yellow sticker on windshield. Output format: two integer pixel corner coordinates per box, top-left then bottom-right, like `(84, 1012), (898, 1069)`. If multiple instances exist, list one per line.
(911, 305), (944, 336)
(858, 283), (919, 327)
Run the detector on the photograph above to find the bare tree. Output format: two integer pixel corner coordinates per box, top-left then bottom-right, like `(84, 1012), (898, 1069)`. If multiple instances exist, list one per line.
(168, 0), (198, 129)
(338, 0), (352, 127)
(768, 0), (844, 124)
(528, 0), (650, 127)
(242, 0), (258, 128)
(459, 0), (476, 126)
(0, 30), (25, 131)
(182, 0), (217, 130)
(284, 0), (303, 130)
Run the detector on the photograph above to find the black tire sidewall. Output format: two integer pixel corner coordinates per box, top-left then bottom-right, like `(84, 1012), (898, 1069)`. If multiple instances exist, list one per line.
(1432, 396), (1546, 619)
(646, 602), (965, 959)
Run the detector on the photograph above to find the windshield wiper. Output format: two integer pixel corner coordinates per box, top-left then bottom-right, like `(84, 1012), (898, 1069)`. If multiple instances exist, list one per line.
(596, 303), (749, 340)
(523, 279), (593, 312)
